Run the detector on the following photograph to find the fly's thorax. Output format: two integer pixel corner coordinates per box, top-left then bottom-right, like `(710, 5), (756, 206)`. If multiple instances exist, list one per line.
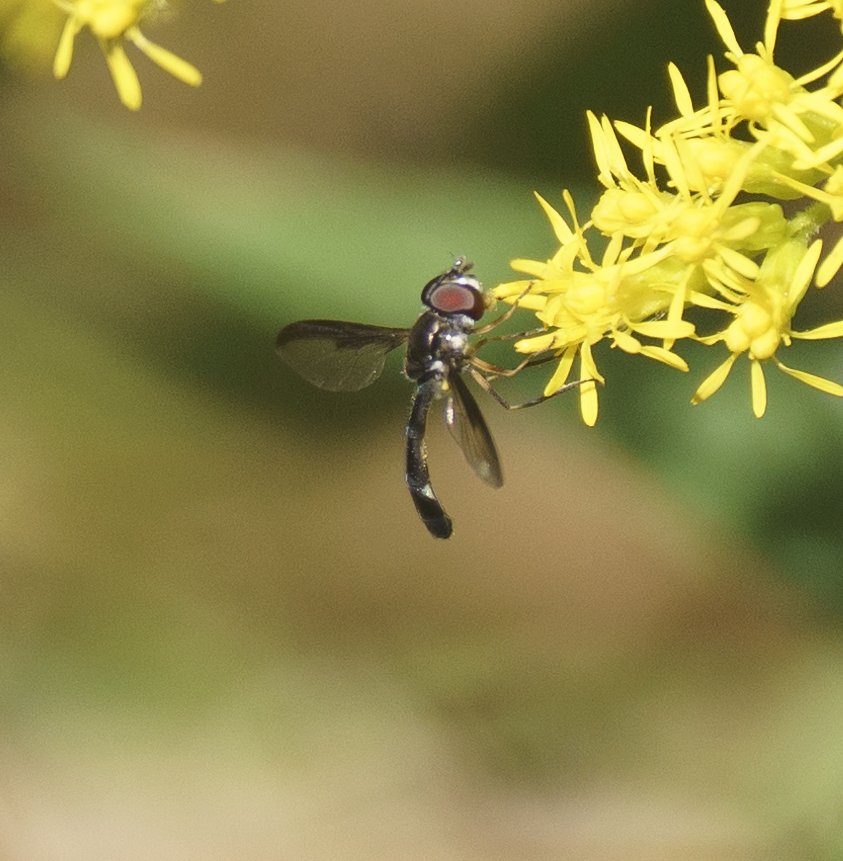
(438, 326), (470, 357)
(404, 310), (441, 381)
(404, 309), (475, 382)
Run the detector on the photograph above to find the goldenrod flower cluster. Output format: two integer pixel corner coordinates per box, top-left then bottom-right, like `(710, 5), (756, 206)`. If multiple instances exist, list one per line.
(494, 0), (843, 425)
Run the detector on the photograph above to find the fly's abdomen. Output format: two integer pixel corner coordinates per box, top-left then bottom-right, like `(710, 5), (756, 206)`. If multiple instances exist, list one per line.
(405, 382), (453, 539)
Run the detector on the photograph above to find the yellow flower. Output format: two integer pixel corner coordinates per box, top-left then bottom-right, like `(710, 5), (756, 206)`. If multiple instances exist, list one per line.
(657, 2), (843, 186)
(494, 0), (843, 424)
(691, 237), (843, 416)
(494, 192), (693, 427)
(781, 0), (843, 27)
(52, 0), (202, 110)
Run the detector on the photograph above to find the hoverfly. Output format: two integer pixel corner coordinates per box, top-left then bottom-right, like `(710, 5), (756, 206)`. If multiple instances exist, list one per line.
(276, 258), (577, 538)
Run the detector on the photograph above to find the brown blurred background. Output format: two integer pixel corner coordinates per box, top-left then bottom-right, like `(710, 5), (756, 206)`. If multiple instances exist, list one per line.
(2, 0), (843, 858)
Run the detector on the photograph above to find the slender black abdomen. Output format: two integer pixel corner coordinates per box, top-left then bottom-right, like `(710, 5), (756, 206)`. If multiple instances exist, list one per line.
(405, 382), (452, 539)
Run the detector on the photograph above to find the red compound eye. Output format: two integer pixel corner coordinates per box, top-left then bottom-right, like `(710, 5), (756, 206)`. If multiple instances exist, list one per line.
(422, 272), (485, 320)
(429, 283), (476, 313)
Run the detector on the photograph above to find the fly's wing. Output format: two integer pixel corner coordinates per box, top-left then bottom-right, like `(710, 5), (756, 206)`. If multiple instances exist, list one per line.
(276, 320), (410, 391)
(443, 372), (503, 488)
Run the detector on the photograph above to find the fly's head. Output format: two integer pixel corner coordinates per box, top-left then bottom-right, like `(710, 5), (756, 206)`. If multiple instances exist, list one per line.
(421, 258), (486, 323)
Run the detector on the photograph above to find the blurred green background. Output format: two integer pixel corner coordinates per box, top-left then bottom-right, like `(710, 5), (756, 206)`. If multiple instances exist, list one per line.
(3, 0), (843, 858)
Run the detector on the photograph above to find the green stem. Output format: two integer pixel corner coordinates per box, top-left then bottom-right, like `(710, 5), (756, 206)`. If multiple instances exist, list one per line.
(789, 201), (832, 241)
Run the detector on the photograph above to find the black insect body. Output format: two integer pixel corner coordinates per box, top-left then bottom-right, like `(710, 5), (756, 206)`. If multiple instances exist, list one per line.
(276, 259), (577, 538)
(401, 268), (502, 538)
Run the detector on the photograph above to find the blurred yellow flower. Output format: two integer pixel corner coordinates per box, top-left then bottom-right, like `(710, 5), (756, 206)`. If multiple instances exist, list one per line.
(52, 0), (202, 110)
(0, 0), (64, 72)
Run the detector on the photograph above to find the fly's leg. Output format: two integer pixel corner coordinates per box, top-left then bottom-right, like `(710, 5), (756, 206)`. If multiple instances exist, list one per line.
(467, 366), (586, 411)
(470, 351), (559, 380)
(472, 283), (536, 336)
(406, 382), (452, 539)
(471, 282), (558, 375)
(471, 326), (553, 356)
